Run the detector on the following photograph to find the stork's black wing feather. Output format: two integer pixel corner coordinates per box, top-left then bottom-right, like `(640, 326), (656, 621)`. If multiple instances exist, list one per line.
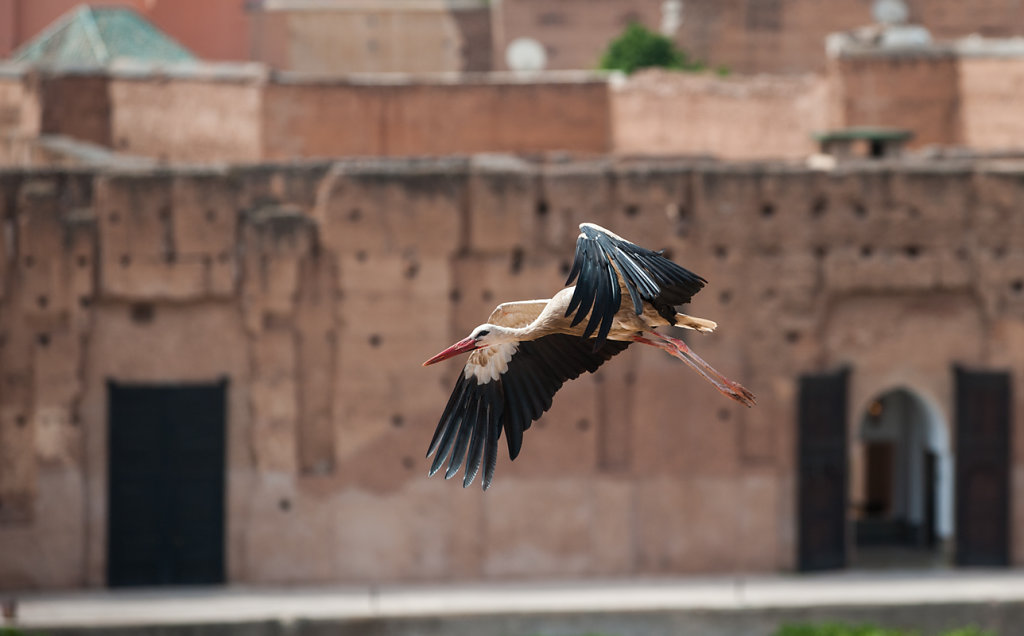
(564, 223), (707, 349)
(426, 334), (630, 490)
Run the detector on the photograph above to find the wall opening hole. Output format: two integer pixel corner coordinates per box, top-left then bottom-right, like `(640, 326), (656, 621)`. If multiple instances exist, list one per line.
(785, 330), (801, 344)
(368, 334), (382, 347)
(404, 261), (420, 280)
(714, 245), (728, 260)
(761, 202), (775, 218)
(904, 245), (922, 259)
(130, 303), (155, 324)
(719, 290), (732, 304)
(510, 247), (524, 275)
(36, 295), (48, 309)
(348, 208), (362, 222)
(37, 333), (50, 347)
(624, 204), (640, 217)
(860, 245), (874, 258)
(811, 196), (828, 218)
(449, 289), (461, 303)
(536, 200), (549, 217)
(391, 414), (404, 428)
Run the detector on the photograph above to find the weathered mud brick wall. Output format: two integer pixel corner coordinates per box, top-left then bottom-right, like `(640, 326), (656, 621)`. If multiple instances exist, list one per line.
(261, 76), (612, 160)
(495, 0), (1024, 75)
(2, 156), (1024, 589)
(612, 71), (828, 160)
(828, 51), (962, 148)
(254, 4), (492, 74)
(958, 57), (1024, 151)
(0, 170), (96, 586)
(0, 70), (41, 165)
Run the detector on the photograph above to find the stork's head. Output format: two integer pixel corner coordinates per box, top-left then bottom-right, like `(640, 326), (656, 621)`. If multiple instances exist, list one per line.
(422, 324), (516, 366)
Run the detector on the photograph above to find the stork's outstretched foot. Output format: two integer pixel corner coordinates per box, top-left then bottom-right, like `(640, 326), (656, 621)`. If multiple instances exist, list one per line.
(634, 331), (756, 407)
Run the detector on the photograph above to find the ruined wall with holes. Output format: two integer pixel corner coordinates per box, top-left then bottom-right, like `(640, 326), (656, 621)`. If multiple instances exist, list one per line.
(2, 156), (1024, 588)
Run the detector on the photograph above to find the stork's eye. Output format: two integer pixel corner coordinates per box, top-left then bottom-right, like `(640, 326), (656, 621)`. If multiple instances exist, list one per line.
(475, 330), (489, 338)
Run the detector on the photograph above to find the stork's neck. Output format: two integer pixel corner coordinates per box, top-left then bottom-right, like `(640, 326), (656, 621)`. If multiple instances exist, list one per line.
(490, 324), (534, 343)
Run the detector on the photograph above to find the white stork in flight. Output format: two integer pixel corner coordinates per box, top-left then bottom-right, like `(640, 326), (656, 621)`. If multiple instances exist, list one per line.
(422, 223), (754, 490)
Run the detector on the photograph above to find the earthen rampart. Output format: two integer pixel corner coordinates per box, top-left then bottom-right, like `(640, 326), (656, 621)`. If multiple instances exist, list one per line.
(2, 155), (1024, 587)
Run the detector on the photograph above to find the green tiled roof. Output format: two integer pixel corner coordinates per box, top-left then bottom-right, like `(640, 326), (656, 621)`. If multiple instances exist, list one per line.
(12, 5), (197, 68)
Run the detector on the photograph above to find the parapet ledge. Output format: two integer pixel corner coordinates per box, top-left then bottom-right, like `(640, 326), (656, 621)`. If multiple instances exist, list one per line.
(954, 34), (1024, 58)
(270, 69), (608, 87)
(322, 155), (471, 177)
(0, 62), (32, 78)
(106, 59), (269, 83)
(469, 154), (536, 174)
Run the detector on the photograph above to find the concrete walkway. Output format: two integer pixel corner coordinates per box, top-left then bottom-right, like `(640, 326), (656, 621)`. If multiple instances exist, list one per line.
(5, 570), (1024, 635)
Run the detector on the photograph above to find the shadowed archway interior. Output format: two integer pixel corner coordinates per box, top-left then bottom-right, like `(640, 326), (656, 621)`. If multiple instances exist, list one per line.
(850, 388), (952, 569)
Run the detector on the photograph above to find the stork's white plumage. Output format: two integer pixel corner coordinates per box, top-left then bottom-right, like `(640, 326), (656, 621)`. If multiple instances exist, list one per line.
(422, 223), (754, 490)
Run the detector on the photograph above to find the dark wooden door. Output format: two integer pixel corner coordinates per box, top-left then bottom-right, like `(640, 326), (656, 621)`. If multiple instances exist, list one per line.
(107, 381), (227, 586)
(955, 367), (1011, 567)
(797, 368), (849, 571)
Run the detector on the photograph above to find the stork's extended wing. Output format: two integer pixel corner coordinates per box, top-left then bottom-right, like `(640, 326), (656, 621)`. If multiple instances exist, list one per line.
(486, 300), (548, 328)
(564, 223), (706, 348)
(426, 335), (630, 490)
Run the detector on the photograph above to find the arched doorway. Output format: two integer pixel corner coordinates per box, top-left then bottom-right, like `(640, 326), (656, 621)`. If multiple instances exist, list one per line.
(850, 388), (952, 568)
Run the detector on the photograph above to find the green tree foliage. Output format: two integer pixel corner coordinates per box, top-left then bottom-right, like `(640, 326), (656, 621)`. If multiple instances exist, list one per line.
(598, 23), (704, 74)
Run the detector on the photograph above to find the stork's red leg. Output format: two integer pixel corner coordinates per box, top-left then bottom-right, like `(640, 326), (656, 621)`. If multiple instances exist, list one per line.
(634, 332), (756, 407)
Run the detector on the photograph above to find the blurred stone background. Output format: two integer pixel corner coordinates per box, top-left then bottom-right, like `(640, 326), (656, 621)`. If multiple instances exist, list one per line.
(1, 0), (1024, 590)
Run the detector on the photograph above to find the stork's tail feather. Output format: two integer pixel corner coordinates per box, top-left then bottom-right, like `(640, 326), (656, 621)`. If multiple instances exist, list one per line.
(675, 313), (717, 333)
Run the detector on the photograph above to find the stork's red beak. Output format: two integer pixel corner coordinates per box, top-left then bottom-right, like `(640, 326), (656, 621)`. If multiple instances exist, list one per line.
(422, 336), (477, 366)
